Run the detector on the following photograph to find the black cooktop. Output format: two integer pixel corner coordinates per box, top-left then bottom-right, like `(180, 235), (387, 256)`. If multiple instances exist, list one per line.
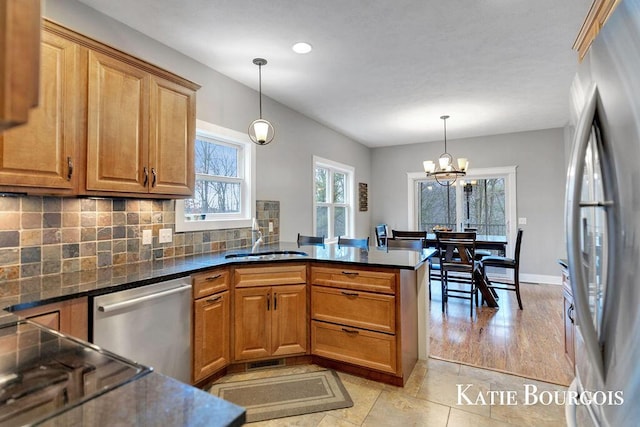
(0, 319), (151, 426)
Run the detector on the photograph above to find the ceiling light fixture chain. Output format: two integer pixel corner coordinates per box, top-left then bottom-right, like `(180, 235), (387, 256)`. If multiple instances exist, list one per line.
(423, 115), (469, 186)
(248, 58), (275, 145)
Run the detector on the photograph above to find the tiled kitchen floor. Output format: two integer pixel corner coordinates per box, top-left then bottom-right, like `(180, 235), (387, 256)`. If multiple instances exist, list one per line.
(211, 358), (567, 426)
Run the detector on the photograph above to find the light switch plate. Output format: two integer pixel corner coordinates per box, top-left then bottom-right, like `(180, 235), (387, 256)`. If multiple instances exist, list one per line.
(269, 222), (274, 233)
(142, 229), (152, 245)
(159, 228), (173, 243)
(518, 217), (527, 225)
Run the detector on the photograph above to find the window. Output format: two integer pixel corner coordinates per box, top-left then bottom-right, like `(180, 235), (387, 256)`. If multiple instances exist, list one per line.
(417, 178), (506, 235)
(175, 121), (255, 232)
(408, 166), (518, 255)
(313, 156), (355, 241)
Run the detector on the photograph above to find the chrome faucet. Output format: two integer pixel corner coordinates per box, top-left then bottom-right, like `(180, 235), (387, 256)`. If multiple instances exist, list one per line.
(251, 229), (264, 253)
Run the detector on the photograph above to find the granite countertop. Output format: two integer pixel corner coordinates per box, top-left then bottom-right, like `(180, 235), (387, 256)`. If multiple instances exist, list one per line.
(40, 373), (245, 427)
(5, 242), (433, 312)
(0, 316), (245, 426)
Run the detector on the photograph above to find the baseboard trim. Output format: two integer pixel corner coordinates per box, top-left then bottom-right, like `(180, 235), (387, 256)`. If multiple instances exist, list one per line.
(520, 273), (562, 285)
(486, 272), (562, 285)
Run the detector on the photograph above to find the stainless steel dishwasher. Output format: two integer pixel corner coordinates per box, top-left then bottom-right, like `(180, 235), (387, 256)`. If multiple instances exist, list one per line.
(92, 277), (192, 384)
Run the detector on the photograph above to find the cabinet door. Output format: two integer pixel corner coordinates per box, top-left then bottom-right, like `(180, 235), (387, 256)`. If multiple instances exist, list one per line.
(271, 284), (307, 356)
(193, 290), (230, 383)
(86, 50), (149, 193)
(0, 29), (79, 191)
(0, 0), (40, 130)
(16, 297), (88, 341)
(148, 76), (195, 196)
(234, 287), (271, 361)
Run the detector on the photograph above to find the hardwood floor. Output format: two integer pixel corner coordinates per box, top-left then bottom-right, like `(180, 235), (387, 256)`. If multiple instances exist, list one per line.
(428, 279), (574, 386)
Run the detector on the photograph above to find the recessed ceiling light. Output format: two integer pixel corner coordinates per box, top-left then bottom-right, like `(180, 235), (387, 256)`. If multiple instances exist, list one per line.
(292, 42), (312, 54)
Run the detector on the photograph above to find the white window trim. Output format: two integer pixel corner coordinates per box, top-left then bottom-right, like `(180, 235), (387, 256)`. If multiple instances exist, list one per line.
(407, 166), (518, 257)
(313, 155), (355, 243)
(175, 120), (256, 232)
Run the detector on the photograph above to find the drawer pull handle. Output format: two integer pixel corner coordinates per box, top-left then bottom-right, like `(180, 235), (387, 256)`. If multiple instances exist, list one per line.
(341, 328), (359, 335)
(143, 167), (149, 187)
(274, 293), (277, 310)
(205, 274), (222, 281)
(341, 271), (359, 277)
(341, 291), (359, 297)
(267, 294), (270, 311)
(206, 295), (222, 304)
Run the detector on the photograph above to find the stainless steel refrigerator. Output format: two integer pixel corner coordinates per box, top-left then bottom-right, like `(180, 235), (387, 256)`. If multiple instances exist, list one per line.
(565, 1), (640, 426)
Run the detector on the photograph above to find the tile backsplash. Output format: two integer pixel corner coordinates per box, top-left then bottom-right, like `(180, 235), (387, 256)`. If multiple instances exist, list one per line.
(0, 197), (280, 282)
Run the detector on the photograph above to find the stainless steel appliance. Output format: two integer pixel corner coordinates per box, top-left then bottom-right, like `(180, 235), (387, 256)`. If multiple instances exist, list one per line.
(565, 2), (640, 426)
(92, 277), (192, 384)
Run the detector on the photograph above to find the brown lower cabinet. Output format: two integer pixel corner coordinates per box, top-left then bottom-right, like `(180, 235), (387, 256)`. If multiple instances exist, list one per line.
(234, 284), (307, 361)
(191, 262), (418, 387)
(192, 268), (230, 383)
(310, 264), (418, 386)
(14, 297), (88, 341)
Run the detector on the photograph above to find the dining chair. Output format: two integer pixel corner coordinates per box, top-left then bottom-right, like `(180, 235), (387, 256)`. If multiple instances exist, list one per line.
(390, 230), (437, 298)
(480, 228), (524, 309)
(385, 238), (424, 251)
(436, 231), (478, 317)
(297, 233), (325, 245)
(390, 230), (428, 246)
(374, 224), (389, 247)
(338, 236), (369, 249)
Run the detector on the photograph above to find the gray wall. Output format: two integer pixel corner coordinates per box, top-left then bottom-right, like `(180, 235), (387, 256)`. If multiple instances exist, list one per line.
(371, 128), (567, 280)
(44, 0), (372, 242)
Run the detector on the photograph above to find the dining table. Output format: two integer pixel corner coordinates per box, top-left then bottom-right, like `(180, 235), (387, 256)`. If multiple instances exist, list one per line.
(424, 233), (508, 256)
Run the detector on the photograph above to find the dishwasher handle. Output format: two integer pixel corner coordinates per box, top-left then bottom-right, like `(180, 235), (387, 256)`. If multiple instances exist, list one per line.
(97, 285), (192, 313)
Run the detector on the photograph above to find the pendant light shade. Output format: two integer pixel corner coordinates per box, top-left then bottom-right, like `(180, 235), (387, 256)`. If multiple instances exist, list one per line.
(248, 58), (275, 145)
(423, 115), (468, 186)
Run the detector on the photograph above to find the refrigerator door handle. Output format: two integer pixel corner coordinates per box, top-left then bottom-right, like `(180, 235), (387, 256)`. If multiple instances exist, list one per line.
(565, 83), (605, 384)
(565, 378), (579, 427)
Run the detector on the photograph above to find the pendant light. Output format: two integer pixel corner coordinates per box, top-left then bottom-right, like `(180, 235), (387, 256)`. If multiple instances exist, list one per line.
(423, 115), (468, 186)
(248, 58), (275, 145)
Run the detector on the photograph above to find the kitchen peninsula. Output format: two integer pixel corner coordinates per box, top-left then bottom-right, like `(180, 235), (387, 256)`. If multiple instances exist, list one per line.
(2, 242), (432, 424)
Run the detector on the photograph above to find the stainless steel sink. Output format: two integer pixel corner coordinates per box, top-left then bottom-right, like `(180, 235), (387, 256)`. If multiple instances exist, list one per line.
(224, 250), (308, 260)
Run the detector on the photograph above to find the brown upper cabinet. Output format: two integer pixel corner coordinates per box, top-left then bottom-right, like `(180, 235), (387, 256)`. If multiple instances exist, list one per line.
(0, 0), (41, 131)
(0, 26), (80, 193)
(574, 0), (621, 61)
(0, 20), (199, 198)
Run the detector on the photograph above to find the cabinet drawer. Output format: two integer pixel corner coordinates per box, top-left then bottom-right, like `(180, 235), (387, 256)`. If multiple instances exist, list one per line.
(234, 264), (306, 288)
(311, 266), (396, 294)
(311, 321), (397, 374)
(192, 268), (229, 298)
(311, 286), (395, 333)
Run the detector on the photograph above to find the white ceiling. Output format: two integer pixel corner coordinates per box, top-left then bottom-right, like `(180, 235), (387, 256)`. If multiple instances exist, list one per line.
(76, 0), (591, 147)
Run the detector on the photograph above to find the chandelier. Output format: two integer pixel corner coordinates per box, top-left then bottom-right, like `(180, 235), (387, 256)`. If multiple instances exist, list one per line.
(248, 58), (275, 145)
(423, 115), (468, 186)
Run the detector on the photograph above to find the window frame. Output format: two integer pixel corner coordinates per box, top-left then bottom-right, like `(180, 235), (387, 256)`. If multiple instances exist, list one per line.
(407, 166), (518, 256)
(313, 156), (355, 242)
(175, 120), (256, 232)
